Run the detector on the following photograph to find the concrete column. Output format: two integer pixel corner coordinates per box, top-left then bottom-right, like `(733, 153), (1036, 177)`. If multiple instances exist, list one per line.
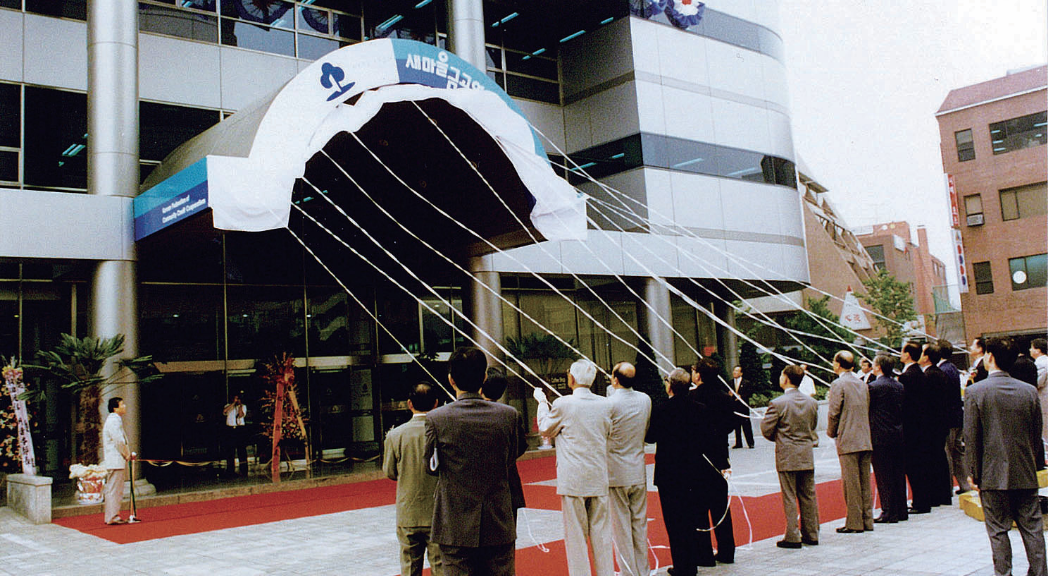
(713, 300), (739, 371)
(447, 0), (486, 72)
(467, 256), (504, 361)
(640, 278), (676, 374)
(88, 0), (149, 493)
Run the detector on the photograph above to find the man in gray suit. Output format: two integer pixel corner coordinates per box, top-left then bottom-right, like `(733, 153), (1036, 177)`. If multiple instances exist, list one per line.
(425, 347), (526, 576)
(384, 382), (443, 576)
(827, 350), (874, 533)
(761, 364), (820, 549)
(535, 358), (614, 576)
(964, 336), (1046, 576)
(606, 362), (652, 576)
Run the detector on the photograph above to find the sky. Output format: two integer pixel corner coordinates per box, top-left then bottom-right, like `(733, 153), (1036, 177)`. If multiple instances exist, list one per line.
(778, 0), (1048, 305)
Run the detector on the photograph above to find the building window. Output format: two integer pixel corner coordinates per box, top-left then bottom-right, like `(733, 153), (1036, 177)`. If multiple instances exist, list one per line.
(955, 129), (975, 161)
(963, 194), (984, 226)
(25, 0), (87, 20)
(989, 111), (1047, 155)
(1009, 253), (1047, 291)
(23, 87), (88, 191)
(972, 261), (994, 295)
(865, 244), (886, 270)
(0, 83), (19, 184)
(999, 182), (1047, 221)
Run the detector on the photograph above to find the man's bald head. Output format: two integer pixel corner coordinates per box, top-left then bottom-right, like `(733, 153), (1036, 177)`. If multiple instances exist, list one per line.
(834, 350), (855, 371)
(612, 362), (636, 389)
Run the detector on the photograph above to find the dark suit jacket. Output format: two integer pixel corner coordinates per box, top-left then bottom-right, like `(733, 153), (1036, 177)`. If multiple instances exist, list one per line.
(731, 378), (753, 419)
(1010, 355), (1038, 387)
(899, 362), (931, 447)
(646, 395), (727, 490)
(964, 371), (1043, 490)
(923, 364), (950, 438)
(868, 375), (905, 447)
(938, 360), (964, 429)
(688, 383), (735, 438)
(424, 393), (526, 547)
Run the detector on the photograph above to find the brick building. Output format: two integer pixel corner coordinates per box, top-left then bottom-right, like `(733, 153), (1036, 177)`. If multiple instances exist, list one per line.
(935, 65), (1047, 343)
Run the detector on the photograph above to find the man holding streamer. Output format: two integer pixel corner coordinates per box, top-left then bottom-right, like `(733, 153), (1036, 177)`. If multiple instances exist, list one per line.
(827, 350), (873, 534)
(688, 357), (735, 564)
(535, 358), (614, 576)
(605, 361), (652, 576)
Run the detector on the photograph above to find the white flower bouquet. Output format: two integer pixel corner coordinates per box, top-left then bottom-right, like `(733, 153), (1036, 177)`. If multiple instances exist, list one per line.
(70, 464), (107, 504)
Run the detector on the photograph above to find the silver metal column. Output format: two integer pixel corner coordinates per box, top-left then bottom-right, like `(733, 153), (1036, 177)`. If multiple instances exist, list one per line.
(641, 278), (676, 374)
(467, 256), (504, 361)
(88, 0), (149, 492)
(447, 0), (486, 72)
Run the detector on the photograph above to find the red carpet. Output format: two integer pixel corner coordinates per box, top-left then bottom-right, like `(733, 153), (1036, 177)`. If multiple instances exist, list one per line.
(56, 452), (854, 576)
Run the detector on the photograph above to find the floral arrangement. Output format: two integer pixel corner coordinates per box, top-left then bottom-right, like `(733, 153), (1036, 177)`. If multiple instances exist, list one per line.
(69, 463), (107, 480)
(258, 354), (308, 442)
(0, 404), (18, 472)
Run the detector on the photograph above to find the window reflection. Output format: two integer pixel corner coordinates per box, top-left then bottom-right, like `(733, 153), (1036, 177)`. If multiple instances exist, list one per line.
(221, 19), (295, 56)
(989, 111), (1047, 155)
(23, 87), (87, 190)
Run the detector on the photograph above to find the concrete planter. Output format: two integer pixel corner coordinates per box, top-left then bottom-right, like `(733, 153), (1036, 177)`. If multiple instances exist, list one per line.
(6, 473), (52, 524)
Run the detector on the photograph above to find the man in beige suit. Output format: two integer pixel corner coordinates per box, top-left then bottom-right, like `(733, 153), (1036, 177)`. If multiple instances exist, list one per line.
(384, 383), (443, 576)
(606, 362), (651, 576)
(826, 350), (874, 534)
(761, 365), (820, 549)
(535, 359), (614, 576)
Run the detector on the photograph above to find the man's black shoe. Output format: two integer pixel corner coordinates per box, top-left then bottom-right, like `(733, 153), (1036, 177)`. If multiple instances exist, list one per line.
(714, 554), (733, 564)
(776, 540), (802, 549)
(801, 538), (819, 545)
(836, 527), (863, 533)
(908, 507), (930, 514)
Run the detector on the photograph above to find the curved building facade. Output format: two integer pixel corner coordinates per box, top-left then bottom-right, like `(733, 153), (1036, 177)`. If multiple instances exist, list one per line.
(0, 0), (806, 480)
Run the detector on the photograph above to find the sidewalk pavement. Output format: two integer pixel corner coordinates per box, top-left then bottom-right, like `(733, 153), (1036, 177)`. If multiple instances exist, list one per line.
(0, 430), (1034, 576)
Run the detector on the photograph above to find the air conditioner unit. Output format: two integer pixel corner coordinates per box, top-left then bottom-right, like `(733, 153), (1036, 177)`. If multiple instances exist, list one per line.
(967, 213), (985, 226)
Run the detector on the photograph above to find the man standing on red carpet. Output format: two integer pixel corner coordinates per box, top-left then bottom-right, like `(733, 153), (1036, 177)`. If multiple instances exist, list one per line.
(425, 347), (525, 576)
(826, 350), (873, 534)
(102, 397), (131, 525)
(384, 382), (443, 576)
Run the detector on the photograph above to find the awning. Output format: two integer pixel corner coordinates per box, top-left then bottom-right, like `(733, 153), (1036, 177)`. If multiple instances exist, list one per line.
(134, 39), (586, 247)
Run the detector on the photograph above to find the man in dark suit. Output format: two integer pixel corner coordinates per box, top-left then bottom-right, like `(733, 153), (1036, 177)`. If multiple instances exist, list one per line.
(688, 358), (735, 564)
(935, 339), (971, 494)
(761, 364), (820, 548)
(969, 337), (989, 385)
(1011, 353), (1039, 387)
(964, 337), (1046, 576)
(424, 347), (526, 576)
(730, 365), (755, 449)
(868, 354), (907, 523)
(859, 358), (876, 384)
(899, 341), (933, 514)
(919, 343), (953, 506)
(480, 368), (526, 521)
(647, 368), (725, 573)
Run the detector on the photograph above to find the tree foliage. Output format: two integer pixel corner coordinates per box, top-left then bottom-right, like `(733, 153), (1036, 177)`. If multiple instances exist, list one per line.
(23, 333), (161, 464)
(782, 295), (856, 366)
(859, 268), (917, 347)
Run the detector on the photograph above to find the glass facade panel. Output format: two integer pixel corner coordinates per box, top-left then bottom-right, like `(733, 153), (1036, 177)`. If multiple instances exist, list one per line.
(306, 288), (352, 357)
(222, 0), (294, 28)
(140, 3), (219, 42)
(671, 294), (699, 365)
(365, 0), (436, 44)
(297, 33), (341, 60)
(225, 230), (304, 285)
(0, 0), (19, 9)
(865, 245), (885, 269)
(504, 74), (559, 104)
(298, 6), (329, 34)
(140, 284), (224, 362)
(420, 295), (454, 354)
(23, 87), (88, 190)
(141, 102), (221, 162)
(989, 111), (1047, 155)
(0, 282), (17, 358)
(221, 19), (295, 56)
(25, 0), (87, 20)
(332, 12), (362, 41)
(973, 261), (993, 295)
(226, 285), (307, 359)
(0, 151), (16, 183)
(377, 295), (420, 355)
(0, 83), (18, 148)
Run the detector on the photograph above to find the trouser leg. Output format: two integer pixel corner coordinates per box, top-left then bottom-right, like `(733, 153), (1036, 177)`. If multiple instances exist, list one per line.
(437, 545), (469, 576)
(839, 453), (864, 530)
(858, 451), (874, 530)
(707, 479), (734, 560)
(980, 490), (1015, 576)
(946, 427), (971, 491)
(562, 495), (593, 576)
(796, 470), (820, 542)
(742, 418), (754, 447)
(1010, 490), (1047, 576)
(587, 495), (614, 576)
(609, 486), (648, 576)
(627, 485), (650, 576)
(659, 486), (700, 573)
(397, 525), (427, 576)
(476, 543), (515, 576)
(103, 468), (125, 523)
(778, 471), (801, 543)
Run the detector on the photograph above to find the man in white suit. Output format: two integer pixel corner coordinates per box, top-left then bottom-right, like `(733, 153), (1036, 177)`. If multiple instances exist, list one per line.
(606, 362), (651, 576)
(102, 397), (132, 525)
(535, 359), (614, 576)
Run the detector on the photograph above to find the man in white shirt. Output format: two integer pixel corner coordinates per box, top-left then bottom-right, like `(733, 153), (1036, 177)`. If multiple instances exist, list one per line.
(798, 364), (817, 398)
(102, 397), (131, 525)
(535, 359), (614, 576)
(605, 362), (651, 576)
(223, 393), (248, 476)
